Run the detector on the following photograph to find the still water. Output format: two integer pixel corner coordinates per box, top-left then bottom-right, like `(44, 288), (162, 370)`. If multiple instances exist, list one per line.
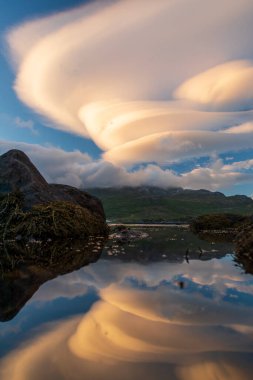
(1, 227), (253, 380)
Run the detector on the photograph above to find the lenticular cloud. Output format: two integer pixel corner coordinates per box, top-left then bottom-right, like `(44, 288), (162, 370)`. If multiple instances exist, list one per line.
(6, 0), (253, 166)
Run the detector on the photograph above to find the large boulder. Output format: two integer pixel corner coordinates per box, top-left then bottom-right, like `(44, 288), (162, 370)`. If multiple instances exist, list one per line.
(0, 149), (104, 217)
(0, 149), (108, 240)
(0, 149), (48, 193)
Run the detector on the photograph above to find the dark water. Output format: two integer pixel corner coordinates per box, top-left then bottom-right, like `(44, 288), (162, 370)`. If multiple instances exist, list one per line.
(1, 227), (253, 380)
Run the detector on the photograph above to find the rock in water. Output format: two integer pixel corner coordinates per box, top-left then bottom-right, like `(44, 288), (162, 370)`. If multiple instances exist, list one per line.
(0, 149), (108, 240)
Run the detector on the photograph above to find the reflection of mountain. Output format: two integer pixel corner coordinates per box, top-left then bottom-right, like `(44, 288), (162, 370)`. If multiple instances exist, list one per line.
(0, 238), (106, 322)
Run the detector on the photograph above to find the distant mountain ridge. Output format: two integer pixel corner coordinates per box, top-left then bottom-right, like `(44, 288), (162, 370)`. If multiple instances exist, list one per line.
(89, 186), (253, 222)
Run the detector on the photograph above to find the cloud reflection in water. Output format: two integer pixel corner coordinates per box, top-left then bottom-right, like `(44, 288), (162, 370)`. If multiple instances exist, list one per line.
(1, 257), (253, 380)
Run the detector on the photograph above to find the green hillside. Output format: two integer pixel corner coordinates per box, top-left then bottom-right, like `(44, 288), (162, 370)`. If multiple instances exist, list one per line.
(89, 187), (253, 223)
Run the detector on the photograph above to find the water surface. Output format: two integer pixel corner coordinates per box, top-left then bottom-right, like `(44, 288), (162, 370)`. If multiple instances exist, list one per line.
(0, 227), (253, 380)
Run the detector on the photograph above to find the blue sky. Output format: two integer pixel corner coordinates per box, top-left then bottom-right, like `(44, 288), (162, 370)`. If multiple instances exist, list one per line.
(1, 0), (253, 195)
(0, 0), (100, 155)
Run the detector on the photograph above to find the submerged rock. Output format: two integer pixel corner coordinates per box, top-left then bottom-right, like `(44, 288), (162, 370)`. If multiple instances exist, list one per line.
(0, 149), (108, 240)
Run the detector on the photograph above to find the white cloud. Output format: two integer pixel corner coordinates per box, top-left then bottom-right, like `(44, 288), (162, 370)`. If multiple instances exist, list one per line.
(175, 61), (253, 111)
(224, 122), (253, 134)
(0, 140), (91, 187)
(103, 129), (253, 165)
(0, 113), (38, 135)
(5, 0), (253, 170)
(14, 117), (37, 135)
(0, 140), (252, 192)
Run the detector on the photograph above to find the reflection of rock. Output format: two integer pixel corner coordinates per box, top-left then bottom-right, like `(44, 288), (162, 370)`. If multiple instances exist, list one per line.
(0, 237), (106, 322)
(0, 150), (108, 240)
(196, 231), (235, 243)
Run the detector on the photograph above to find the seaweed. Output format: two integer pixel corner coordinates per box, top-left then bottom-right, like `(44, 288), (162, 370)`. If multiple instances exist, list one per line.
(0, 191), (108, 243)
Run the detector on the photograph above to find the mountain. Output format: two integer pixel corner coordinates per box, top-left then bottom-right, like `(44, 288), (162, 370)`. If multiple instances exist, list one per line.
(89, 186), (253, 222)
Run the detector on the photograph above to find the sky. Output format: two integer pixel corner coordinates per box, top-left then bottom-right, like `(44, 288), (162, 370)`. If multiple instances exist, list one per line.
(1, 0), (253, 195)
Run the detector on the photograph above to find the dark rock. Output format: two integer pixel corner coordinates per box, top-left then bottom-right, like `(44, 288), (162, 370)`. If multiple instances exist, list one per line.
(234, 224), (253, 274)
(190, 213), (252, 234)
(0, 149), (107, 240)
(49, 184), (105, 218)
(0, 149), (48, 196)
(0, 149), (105, 218)
(235, 224), (253, 256)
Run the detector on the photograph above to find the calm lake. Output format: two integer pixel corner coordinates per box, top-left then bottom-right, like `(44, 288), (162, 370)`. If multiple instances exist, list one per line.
(1, 226), (253, 380)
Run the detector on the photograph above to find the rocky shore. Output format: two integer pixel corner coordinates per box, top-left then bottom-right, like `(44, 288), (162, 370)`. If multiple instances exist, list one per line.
(190, 213), (253, 256)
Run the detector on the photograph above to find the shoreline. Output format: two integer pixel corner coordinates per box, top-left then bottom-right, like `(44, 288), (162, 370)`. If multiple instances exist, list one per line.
(108, 222), (189, 228)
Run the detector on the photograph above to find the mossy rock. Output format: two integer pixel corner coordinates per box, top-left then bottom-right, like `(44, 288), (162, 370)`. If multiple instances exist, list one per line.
(190, 213), (252, 234)
(234, 224), (253, 274)
(235, 224), (253, 256)
(0, 191), (108, 241)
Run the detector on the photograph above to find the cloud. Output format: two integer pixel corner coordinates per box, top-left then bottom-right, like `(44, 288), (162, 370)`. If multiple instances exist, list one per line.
(103, 129), (253, 165)
(1, 139), (253, 191)
(0, 113), (38, 135)
(32, 256), (253, 305)
(0, 319), (79, 380)
(14, 116), (37, 134)
(224, 122), (253, 134)
(0, 140), (91, 187)
(5, 0), (253, 173)
(177, 361), (246, 380)
(175, 61), (253, 111)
